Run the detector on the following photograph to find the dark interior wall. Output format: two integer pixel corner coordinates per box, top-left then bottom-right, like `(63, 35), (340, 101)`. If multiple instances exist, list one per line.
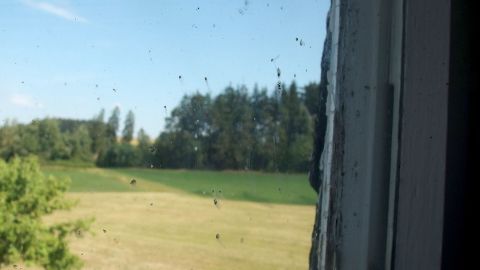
(442, 0), (476, 269)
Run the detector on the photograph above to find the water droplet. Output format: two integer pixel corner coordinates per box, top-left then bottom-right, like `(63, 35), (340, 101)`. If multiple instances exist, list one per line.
(130, 179), (137, 185)
(103, 229), (107, 233)
(112, 88), (117, 92)
(215, 233), (220, 239)
(277, 68), (281, 78)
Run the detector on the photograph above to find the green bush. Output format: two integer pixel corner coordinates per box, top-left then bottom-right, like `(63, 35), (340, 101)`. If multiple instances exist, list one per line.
(0, 156), (92, 269)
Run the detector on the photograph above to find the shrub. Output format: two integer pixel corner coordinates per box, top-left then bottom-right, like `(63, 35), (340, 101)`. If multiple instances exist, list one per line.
(0, 156), (92, 269)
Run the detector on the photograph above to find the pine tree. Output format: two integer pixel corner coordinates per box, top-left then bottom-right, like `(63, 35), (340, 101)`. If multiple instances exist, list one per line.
(122, 110), (135, 143)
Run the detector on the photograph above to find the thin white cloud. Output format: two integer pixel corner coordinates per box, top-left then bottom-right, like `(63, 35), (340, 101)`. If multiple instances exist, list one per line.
(21, 0), (88, 23)
(10, 94), (43, 109)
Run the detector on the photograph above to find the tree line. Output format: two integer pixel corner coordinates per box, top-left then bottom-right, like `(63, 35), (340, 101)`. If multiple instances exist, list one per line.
(0, 81), (323, 172)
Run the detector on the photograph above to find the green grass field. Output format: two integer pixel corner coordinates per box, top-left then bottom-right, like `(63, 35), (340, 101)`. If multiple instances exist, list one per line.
(33, 166), (316, 270)
(43, 166), (317, 205)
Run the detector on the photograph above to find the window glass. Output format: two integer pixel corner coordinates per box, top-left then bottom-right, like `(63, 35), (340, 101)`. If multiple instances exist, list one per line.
(0, 1), (328, 269)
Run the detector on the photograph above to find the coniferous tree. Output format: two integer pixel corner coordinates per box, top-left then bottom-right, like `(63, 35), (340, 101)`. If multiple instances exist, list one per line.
(122, 110), (135, 144)
(107, 106), (120, 143)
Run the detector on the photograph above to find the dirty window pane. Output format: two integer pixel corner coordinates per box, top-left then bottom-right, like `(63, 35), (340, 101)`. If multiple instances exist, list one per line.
(0, 1), (328, 269)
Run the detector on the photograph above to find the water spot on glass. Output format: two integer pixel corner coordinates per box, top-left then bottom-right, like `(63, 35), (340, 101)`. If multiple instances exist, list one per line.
(280, 6), (284, 11)
(130, 179), (137, 186)
(164, 105), (168, 114)
(277, 68), (281, 78)
(112, 88), (117, 93)
(299, 39), (304, 46)
(294, 73), (297, 78)
(95, 84), (98, 88)
(150, 164), (154, 168)
(191, 24), (198, 29)
(150, 202), (153, 206)
(64, 82), (67, 86)
(215, 233), (220, 239)
(240, 237), (244, 243)
(212, 23), (216, 28)
(196, 7), (200, 11)
(194, 146), (198, 152)
(97, 97), (100, 101)
(21, 81), (24, 84)
(103, 229), (107, 233)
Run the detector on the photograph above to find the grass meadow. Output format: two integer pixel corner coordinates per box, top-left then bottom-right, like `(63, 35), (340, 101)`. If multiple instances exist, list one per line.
(20, 166), (317, 270)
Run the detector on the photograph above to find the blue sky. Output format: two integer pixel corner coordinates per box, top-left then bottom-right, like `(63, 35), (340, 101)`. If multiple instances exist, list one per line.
(0, 0), (328, 137)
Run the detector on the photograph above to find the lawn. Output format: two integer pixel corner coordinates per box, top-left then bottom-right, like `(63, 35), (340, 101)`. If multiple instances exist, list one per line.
(29, 166), (317, 270)
(43, 166), (317, 205)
